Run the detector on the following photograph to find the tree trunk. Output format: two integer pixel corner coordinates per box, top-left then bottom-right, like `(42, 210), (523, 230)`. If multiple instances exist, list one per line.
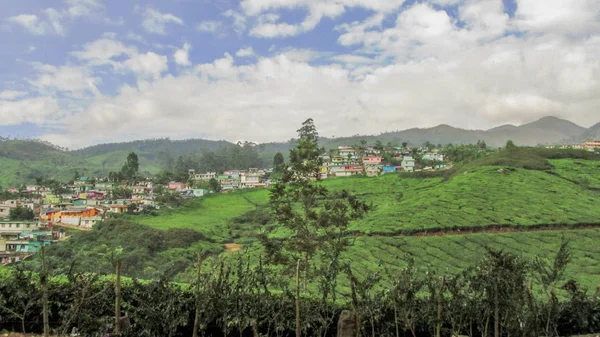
(394, 301), (399, 337)
(494, 287), (500, 337)
(41, 247), (50, 337)
(114, 259), (122, 336)
(252, 319), (259, 337)
(296, 258), (302, 337)
(435, 278), (446, 337)
(192, 254), (204, 337)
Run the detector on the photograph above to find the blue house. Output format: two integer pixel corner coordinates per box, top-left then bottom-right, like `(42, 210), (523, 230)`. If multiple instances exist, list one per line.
(382, 166), (397, 173)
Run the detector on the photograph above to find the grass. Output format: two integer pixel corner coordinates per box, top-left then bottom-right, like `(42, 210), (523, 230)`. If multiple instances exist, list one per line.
(139, 189), (270, 242)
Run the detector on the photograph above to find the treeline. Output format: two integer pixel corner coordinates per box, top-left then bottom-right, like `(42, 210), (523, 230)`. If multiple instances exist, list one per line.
(71, 138), (233, 158)
(2, 243), (600, 337)
(155, 142), (265, 182)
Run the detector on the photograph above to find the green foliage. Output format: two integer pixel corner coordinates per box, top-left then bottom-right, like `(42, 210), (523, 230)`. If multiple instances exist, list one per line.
(27, 219), (222, 281)
(208, 177), (221, 193)
(266, 119), (369, 271)
(2, 248), (600, 337)
(120, 152), (140, 180)
(8, 205), (35, 221)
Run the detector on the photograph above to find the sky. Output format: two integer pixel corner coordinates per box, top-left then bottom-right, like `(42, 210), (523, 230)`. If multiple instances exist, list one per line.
(0, 0), (599, 149)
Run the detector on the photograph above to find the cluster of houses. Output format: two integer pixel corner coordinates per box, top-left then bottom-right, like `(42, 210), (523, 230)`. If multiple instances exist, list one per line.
(0, 179), (159, 264)
(319, 145), (445, 178)
(190, 168), (268, 191)
(546, 140), (600, 151)
(0, 144), (448, 264)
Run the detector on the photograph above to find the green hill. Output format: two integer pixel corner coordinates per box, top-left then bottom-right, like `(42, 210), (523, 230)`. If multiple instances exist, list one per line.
(0, 139), (102, 187)
(34, 148), (600, 286)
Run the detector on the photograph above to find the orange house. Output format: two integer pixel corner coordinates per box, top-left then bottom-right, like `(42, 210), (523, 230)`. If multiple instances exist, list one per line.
(40, 207), (101, 223)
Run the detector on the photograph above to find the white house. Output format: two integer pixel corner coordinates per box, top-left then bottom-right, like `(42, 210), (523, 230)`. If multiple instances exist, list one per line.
(402, 156), (416, 172)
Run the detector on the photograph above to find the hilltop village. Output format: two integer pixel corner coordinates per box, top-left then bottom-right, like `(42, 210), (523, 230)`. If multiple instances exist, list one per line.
(1, 140), (599, 265)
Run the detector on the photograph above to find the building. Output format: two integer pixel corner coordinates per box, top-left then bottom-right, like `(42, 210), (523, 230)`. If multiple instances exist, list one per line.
(363, 156), (383, 165)
(382, 166), (397, 173)
(333, 165), (363, 177)
(0, 200), (18, 219)
(338, 146), (358, 160)
(167, 182), (188, 191)
(583, 140), (600, 149)
(422, 153), (445, 162)
(194, 172), (217, 181)
(401, 156), (416, 172)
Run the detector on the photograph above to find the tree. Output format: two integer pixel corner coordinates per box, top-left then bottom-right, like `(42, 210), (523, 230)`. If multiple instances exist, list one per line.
(266, 118), (370, 337)
(121, 152), (139, 180)
(477, 140), (487, 151)
(209, 178), (221, 193)
(505, 140), (517, 149)
(402, 142), (408, 149)
(273, 152), (285, 171)
(9, 205), (35, 221)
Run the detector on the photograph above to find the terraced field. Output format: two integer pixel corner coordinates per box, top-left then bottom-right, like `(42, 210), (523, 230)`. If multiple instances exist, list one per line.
(129, 156), (600, 285)
(345, 229), (600, 290)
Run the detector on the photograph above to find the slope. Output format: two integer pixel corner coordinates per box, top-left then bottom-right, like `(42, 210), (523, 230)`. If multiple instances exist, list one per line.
(0, 140), (103, 186)
(138, 151), (600, 241)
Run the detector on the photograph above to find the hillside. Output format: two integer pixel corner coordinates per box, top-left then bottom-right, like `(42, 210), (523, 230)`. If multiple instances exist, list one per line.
(0, 140), (104, 187)
(79, 149), (599, 284)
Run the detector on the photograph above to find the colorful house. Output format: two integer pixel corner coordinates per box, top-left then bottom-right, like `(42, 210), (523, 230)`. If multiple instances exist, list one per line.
(167, 182), (188, 191)
(363, 156), (382, 165)
(382, 166), (397, 173)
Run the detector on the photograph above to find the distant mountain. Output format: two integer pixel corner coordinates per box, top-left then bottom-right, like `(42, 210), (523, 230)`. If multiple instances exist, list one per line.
(333, 116), (590, 148)
(576, 122), (600, 142)
(1, 116), (598, 187)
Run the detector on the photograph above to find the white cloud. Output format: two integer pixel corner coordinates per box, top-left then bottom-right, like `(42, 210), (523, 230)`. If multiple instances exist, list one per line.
(0, 91), (27, 100)
(3, 0), (600, 148)
(243, 0), (406, 37)
(141, 8), (183, 35)
(250, 22), (300, 38)
(330, 54), (376, 64)
(223, 9), (247, 35)
(72, 38), (168, 79)
(31, 63), (101, 96)
(124, 52), (169, 80)
(6, 0), (103, 37)
(514, 0), (600, 36)
(43, 8), (66, 36)
(0, 97), (63, 126)
(66, 0), (102, 17)
(7, 14), (53, 35)
(173, 42), (192, 66)
(236, 47), (255, 58)
(196, 21), (224, 33)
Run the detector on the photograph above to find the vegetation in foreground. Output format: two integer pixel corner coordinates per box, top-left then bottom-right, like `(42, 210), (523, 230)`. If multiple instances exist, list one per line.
(2, 244), (600, 337)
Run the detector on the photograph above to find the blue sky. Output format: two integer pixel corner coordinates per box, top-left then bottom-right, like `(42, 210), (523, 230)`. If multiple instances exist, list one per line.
(0, 0), (599, 148)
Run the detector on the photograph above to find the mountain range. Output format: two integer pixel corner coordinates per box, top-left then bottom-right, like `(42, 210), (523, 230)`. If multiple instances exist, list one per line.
(0, 116), (598, 187)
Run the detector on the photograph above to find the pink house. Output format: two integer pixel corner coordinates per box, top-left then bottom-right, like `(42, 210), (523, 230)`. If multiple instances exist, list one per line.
(363, 156), (382, 164)
(167, 182), (188, 190)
